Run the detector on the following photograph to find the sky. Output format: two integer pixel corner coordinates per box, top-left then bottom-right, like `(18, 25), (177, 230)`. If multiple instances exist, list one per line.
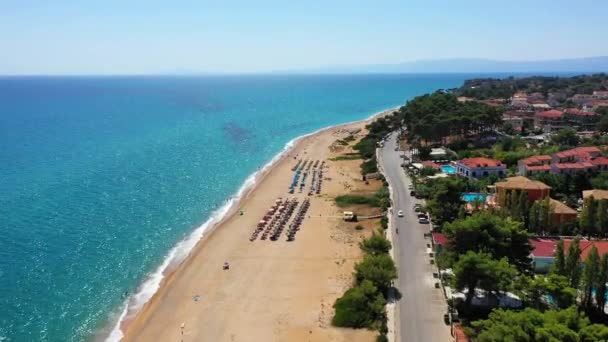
(1, 0), (608, 75)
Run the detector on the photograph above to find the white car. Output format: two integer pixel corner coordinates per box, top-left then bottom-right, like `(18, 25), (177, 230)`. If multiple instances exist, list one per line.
(397, 210), (404, 217)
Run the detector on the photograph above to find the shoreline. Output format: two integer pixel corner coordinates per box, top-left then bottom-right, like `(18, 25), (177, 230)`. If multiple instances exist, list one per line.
(105, 106), (398, 341)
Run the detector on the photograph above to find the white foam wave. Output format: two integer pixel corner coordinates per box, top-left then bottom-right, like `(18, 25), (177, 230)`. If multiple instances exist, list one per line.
(105, 107), (393, 341)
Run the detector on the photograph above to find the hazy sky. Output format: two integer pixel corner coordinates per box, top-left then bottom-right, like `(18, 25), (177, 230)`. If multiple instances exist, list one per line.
(2, 0), (608, 74)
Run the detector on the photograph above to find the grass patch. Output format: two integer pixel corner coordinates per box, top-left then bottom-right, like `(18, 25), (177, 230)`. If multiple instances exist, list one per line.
(335, 195), (380, 207)
(329, 154), (363, 161)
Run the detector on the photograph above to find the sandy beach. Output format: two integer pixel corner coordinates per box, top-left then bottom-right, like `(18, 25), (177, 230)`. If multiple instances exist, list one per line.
(120, 114), (392, 342)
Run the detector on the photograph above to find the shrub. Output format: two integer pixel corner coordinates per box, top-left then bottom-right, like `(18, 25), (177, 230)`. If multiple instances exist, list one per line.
(332, 280), (386, 328)
(360, 231), (391, 255)
(355, 254), (397, 293)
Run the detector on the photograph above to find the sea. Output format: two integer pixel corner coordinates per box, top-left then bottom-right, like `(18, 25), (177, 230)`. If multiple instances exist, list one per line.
(0, 74), (470, 341)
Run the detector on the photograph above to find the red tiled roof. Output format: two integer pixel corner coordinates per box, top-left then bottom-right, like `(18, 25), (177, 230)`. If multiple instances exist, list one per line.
(432, 232), (448, 246)
(529, 238), (556, 258)
(591, 157), (608, 166)
(421, 160), (441, 170)
(536, 109), (563, 118)
(521, 155), (551, 165)
(457, 157), (503, 168)
(565, 108), (596, 116)
(530, 238), (608, 261)
(553, 162), (593, 169)
(554, 147), (601, 159)
(565, 240), (608, 261)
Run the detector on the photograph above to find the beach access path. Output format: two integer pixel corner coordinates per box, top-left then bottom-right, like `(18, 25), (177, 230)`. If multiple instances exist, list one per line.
(121, 121), (379, 342)
(378, 133), (452, 342)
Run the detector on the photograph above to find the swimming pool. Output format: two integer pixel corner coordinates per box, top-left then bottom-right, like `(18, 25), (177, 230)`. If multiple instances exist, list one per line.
(462, 193), (489, 203)
(440, 165), (456, 174)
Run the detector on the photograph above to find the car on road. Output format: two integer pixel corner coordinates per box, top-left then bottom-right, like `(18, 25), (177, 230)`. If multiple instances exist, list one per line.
(397, 210), (404, 217)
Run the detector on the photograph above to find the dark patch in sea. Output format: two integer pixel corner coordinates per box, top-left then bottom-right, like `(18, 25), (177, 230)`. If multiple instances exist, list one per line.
(222, 122), (255, 145)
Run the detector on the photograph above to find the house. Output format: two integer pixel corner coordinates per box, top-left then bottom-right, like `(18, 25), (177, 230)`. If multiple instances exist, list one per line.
(454, 157), (506, 179)
(551, 146), (608, 174)
(511, 92), (530, 108)
(530, 238), (608, 273)
(583, 189), (608, 201)
(549, 198), (578, 226)
(593, 90), (608, 99)
(495, 176), (551, 203)
(518, 155), (552, 176)
(534, 110), (566, 131)
(564, 108), (598, 130)
(520, 147), (608, 176)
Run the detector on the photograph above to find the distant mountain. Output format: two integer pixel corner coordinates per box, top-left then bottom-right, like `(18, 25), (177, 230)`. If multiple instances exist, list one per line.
(306, 57), (608, 74)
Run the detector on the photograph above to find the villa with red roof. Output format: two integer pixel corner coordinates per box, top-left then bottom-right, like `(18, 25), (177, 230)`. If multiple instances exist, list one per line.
(564, 108), (598, 130)
(433, 233), (608, 273)
(534, 109), (566, 131)
(530, 238), (608, 273)
(454, 157), (506, 179)
(519, 147), (608, 176)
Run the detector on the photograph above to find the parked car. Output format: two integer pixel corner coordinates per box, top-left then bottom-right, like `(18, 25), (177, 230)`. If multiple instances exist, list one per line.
(397, 210), (404, 217)
(408, 184), (413, 190)
(410, 190), (416, 196)
(418, 217), (429, 224)
(417, 213), (428, 219)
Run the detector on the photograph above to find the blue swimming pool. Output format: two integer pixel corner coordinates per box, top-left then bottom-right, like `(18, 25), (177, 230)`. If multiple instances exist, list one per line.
(462, 193), (489, 203)
(440, 165), (456, 174)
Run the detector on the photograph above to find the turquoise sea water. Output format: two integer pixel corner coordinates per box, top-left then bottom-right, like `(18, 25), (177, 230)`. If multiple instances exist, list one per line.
(0, 74), (470, 341)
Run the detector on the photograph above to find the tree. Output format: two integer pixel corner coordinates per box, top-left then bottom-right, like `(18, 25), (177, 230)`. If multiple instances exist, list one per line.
(443, 211), (533, 272)
(580, 324), (608, 342)
(354, 254), (397, 293)
(502, 122), (516, 135)
(360, 231), (391, 255)
(332, 279), (386, 328)
(565, 237), (583, 288)
(553, 239), (566, 276)
(452, 251), (517, 309)
(595, 253), (608, 315)
(471, 306), (590, 342)
(580, 196), (597, 236)
(524, 273), (576, 310)
(582, 246), (600, 311)
(552, 128), (581, 147)
(597, 199), (608, 237)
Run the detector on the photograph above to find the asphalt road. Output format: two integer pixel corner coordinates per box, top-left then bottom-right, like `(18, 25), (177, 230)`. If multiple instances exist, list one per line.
(378, 133), (452, 342)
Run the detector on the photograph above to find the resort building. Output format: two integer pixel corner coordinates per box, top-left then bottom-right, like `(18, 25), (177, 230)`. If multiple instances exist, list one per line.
(518, 155), (552, 176)
(534, 109), (566, 131)
(583, 189), (608, 201)
(454, 157), (506, 179)
(495, 176), (551, 203)
(519, 147), (608, 176)
(564, 108), (598, 130)
(548, 199), (578, 226)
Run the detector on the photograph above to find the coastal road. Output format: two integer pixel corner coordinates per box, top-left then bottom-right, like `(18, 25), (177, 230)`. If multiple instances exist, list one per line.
(378, 133), (452, 342)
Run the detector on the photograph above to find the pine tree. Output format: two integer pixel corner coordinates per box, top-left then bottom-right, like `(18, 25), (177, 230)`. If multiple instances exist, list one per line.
(565, 237), (583, 289)
(553, 239), (567, 276)
(595, 253), (608, 315)
(529, 201), (540, 234)
(596, 200), (608, 238)
(538, 198), (551, 235)
(583, 246), (600, 310)
(517, 190), (528, 224)
(580, 197), (598, 237)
